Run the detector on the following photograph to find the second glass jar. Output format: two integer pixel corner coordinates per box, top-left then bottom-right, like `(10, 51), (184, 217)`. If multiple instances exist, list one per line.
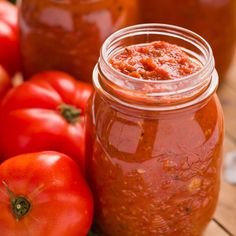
(18, 0), (139, 82)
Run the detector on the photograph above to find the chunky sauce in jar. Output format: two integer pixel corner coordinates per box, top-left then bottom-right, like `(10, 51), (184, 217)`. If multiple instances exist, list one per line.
(139, 0), (236, 80)
(110, 41), (201, 80)
(86, 25), (224, 236)
(19, 0), (138, 82)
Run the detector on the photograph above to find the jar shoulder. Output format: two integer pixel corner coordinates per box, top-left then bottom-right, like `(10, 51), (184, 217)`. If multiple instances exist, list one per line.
(86, 93), (224, 164)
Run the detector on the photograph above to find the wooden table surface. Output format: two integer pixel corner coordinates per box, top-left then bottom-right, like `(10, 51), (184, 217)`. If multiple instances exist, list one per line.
(203, 56), (236, 236)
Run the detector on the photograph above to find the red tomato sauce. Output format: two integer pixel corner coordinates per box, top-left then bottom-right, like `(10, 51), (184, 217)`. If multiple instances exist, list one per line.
(110, 41), (201, 80)
(86, 40), (224, 236)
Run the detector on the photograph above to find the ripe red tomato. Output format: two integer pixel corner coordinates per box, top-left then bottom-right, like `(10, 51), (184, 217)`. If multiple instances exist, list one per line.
(0, 151), (93, 236)
(0, 65), (12, 101)
(0, 1), (20, 75)
(0, 71), (93, 170)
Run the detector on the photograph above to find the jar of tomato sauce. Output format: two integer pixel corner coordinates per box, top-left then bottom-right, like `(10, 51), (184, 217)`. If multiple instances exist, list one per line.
(86, 24), (224, 236)
(139, 0), (236, 81)
(18, 0), (138, 82)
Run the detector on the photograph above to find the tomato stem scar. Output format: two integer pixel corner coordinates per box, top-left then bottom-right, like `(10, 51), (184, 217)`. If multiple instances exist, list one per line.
(58, 103), (82, 124)
(2, 180), (31, 221)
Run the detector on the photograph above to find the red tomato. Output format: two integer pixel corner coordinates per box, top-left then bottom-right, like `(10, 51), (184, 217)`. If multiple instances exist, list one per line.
(0, 65), (12, 101)
(0, 71), (93, 170)
(0, 1), (20, 75)
(0, 151), (93, 236)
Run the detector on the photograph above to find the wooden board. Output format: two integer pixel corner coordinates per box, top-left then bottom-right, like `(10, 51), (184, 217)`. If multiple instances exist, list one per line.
(218, 85), (236, 141)
(224, 49), (236, 91)
(203, 221), (230, 236)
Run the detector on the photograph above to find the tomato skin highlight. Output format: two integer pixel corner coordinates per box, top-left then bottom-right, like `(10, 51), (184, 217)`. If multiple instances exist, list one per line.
(0, 65), (12, 101)
(0, 71), (93, 170)
(0, 151), (93, 236)
(0, 1), (20, 76)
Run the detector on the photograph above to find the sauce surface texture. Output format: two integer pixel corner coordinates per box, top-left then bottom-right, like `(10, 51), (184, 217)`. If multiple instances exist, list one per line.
(110, 41), (202, 80)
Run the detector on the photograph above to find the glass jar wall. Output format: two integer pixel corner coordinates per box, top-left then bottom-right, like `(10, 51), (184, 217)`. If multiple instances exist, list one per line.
(139, 0), (236, 81)
(85, 24), (224, 236)
(18, 0), (139, 82)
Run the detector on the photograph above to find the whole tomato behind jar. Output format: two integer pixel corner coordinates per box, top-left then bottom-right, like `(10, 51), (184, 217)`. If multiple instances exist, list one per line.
(138, 0), (236, 81)
(18, 0), (139, 83)
(0, 71), (93, 171)
(0, 1), (21, 76)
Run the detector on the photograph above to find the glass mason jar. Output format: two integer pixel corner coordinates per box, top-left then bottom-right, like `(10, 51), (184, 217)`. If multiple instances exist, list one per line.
(18, 0), (139, 82)
(138, 0), (236, 81)
(85, 24), (224, 236)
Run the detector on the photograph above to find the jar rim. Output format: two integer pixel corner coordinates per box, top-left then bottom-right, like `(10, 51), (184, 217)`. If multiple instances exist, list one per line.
(100, 23), (214, 85)
(95, 23), (217, 111)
